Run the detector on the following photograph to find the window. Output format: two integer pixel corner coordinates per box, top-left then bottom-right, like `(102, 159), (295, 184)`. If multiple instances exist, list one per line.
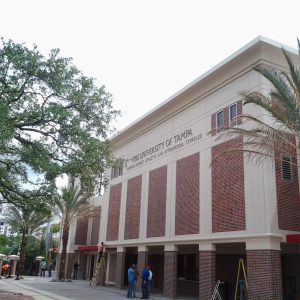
(0, 222), (4, 226)
(216, 110), (224, 131)
(111, 159), (124, 179)
(118, 163), (123, 176)
(229, 104), (237, 126)
(281, 155), (292, 181)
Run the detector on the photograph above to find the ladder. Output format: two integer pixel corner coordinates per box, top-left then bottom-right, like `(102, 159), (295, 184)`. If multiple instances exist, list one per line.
(211, 280), (223, 300)
(89, 256), (105, 287)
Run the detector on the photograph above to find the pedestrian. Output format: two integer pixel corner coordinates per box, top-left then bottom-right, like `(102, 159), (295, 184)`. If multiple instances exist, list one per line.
(141, 265), (150, 299)
(148, 266), (153, 294)
(73, 262), (79, 279)
(48, 262), (53, 277)
(40, 260), (46, 277)
(2, 262), (10, 277)
(133, 265), (139, 298)
(127, 264), (136, 299)
(97, 242), (105, 263)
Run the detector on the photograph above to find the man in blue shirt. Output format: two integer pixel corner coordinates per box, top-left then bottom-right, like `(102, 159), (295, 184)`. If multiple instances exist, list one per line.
(127, 264), (136, 298)
(141, 265), (150, 299)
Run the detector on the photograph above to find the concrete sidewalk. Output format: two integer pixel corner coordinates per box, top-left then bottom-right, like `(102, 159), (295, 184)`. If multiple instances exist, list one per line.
(0, 276), (173, 300)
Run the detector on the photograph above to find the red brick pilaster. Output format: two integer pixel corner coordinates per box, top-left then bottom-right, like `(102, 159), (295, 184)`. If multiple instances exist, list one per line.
(247, 249), (282, 300)
(199, 250), (216, 300)
(136, 251), (148, 292)
(163, 251), (177, 298)
(115, 251), (125, 289)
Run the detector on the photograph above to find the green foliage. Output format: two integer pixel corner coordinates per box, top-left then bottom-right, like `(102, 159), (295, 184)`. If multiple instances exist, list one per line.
(0, 234), (21, 255)
(0, 38), (119, 207)
(55, 183), (88, 227)
(51, 223), (60, 234)
(3, 205), (51, 235)
(55, 182), (88, 279)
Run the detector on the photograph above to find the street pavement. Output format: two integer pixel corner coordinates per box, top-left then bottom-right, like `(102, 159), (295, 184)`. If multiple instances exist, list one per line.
(0, 276), (183, 300)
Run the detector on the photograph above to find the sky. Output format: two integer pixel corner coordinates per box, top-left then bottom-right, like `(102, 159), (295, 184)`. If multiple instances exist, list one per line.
(1, 0), (300, 133)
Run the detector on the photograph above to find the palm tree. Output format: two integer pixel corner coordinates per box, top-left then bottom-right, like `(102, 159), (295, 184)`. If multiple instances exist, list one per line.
(3, 206), (50, 276)
(216, 39), (300, 163)
(55, 183), (88, 280)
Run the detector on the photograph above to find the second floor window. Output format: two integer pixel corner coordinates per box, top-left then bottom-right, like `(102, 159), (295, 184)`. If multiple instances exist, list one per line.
(216, 110), (224, 131)
(229, 103), (237, 126)
(111, 159), (124, 179)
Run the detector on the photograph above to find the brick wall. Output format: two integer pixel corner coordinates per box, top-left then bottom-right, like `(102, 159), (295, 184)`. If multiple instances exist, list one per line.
(108, 253), (117, 283)
(75, 215), (89, 245)
(163, 251), (177, 298)
(91, 206), (101, 245)
(275, 136), (300, 231)
(175, 153), (200, 235)
(147, 165), (167, 238)
(106, 183), (122, 241)
(199, 250), (216, 300)
(212, 137), (245, 232)
(247, 250), (282, 300)
(115, 251), (125, 289)
(136, 251), (148, 291)
(125, 175), (142, 240)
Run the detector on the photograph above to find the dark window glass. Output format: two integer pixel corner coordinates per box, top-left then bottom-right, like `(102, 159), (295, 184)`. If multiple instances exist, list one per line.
(119, 163), (123, 176)
(230, 104), (237, 126)
(216, 111), (224, 131)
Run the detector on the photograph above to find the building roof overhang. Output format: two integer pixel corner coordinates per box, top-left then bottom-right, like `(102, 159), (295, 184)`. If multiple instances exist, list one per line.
(110, 36), (298, 150)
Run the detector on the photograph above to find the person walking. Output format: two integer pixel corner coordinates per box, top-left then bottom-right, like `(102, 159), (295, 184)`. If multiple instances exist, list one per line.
(133, 265), (139, 298)
(2, 262), (10, 277)
(40, 260), (46, 277)
(73, 262), (79, 279)
(141, 265), (150, 299)
(127, 264), (136, 299)
(48, 262), (53, 277)
(148, 266), (153, 294)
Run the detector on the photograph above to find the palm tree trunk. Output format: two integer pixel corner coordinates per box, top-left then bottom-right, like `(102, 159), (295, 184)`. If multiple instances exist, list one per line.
(19, 231), (27, 275)
(58, 226), (69, 280)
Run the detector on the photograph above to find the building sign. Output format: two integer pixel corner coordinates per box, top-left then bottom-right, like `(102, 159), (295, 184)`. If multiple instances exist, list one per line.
(125, 128), (202, 170)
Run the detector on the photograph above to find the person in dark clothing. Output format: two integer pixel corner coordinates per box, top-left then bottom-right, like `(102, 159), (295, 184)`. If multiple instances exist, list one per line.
(141, 265), (150, 299)
(73, 262), (79, 279)
(48, 262), (53, 277)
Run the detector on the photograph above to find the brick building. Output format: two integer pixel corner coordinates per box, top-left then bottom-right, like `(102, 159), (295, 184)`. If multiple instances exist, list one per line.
(65, 37), (300, 300)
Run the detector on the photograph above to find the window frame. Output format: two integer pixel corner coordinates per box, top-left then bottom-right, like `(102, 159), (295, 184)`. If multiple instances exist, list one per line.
(216, 110), (224, 132)
(229, 103), (237, 127)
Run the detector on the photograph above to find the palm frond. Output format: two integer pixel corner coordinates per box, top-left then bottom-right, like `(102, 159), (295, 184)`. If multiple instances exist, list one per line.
(282, 48), (300, 101)
(214, 113), (298, 164)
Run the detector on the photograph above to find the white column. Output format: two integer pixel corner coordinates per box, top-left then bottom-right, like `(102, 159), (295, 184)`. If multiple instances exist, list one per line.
(118, 180), (128, 242)
(200, 148), (212, 236)
(166, 161), (176, 238)
(139, 172), (149, 239)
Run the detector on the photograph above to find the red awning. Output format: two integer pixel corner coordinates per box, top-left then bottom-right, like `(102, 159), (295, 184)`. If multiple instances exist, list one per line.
(78, 245), (98, 252)
(286, 234), (300, 243)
